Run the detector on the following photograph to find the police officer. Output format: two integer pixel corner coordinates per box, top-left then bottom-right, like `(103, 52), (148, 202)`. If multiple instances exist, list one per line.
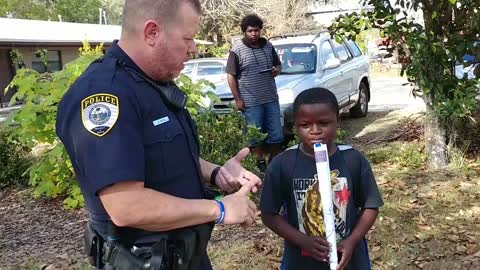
(56, 0), (260, 269)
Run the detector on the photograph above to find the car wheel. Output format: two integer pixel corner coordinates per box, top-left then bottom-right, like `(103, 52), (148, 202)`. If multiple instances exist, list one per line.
(350, 82), (368, 118)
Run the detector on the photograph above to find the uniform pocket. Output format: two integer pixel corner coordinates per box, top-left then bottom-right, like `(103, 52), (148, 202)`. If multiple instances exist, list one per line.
(144, 118), (182, 144)
(143, 117), (188, 190)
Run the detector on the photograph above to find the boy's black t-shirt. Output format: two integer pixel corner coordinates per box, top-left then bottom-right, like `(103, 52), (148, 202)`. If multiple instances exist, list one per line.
(260, 145), (384, 270)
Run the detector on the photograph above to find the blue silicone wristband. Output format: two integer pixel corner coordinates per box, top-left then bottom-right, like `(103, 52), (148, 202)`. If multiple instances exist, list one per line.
(214, 199), (225, 224)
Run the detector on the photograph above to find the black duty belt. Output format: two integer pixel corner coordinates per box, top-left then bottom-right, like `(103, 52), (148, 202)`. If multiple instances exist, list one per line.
(84, 221), (213, 270)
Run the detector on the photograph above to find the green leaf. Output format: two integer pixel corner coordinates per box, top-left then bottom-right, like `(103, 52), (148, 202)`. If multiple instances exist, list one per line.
(6, 42), (102, 208)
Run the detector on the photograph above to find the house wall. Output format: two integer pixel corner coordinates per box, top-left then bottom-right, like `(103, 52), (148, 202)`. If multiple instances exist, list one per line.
(16, 47), (82, 69)
(0, 49), (14, 105)
(0, 44), (110, 103)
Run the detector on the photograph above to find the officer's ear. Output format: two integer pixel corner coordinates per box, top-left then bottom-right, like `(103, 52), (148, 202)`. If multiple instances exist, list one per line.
(144, 19), (161, 46)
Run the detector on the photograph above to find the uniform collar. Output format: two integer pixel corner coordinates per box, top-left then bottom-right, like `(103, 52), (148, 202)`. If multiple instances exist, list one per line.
(107, 40), (152, 80)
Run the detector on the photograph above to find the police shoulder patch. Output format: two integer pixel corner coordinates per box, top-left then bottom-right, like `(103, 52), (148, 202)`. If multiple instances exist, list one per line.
(81, 93), (119, 137)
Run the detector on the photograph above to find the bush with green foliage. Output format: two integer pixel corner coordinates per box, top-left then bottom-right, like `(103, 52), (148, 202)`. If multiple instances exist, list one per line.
(366, 142), (426, 169)
(5, 42), (263, 208)
(5, 42), (104, 208)
(0, 126), (32, 189)
(209, 44), (231, 58)
(196, 111), (263, 173)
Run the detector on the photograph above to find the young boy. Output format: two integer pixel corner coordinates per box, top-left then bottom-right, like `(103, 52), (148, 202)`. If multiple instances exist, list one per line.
(260, 88), (383, 270)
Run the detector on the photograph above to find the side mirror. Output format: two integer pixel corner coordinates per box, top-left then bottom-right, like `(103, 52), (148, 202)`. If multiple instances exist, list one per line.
(323, 58), (341, 70)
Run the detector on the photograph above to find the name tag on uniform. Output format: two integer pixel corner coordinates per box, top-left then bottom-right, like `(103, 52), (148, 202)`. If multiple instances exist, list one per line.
(153, 116), (169, 126)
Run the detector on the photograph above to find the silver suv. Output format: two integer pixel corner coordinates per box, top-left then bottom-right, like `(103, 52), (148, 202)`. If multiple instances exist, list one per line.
(212, 31), (371, 139)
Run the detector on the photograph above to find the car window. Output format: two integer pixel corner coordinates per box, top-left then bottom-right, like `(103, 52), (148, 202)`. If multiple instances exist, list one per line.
(275, 44), (317, 74)
(347, 40), (363, 57)
(321, 41), (337, 63)
(197, 62), (225, 76)
(182, 63), (195, 76)
(331, 40), (351, 62)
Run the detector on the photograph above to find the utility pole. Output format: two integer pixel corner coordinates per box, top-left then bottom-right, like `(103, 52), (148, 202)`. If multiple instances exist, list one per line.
(103, 10), (108, 25)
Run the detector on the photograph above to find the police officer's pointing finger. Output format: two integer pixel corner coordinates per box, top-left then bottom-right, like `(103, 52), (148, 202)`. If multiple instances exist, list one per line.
(248, 200), (257, 213)
(247, 203), (256, 220)
(219, 182), (257, 225)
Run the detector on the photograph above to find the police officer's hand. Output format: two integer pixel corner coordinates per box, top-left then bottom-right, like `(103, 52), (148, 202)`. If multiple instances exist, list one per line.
(218, 147), (262, 193)
(220, 182), (257, 226)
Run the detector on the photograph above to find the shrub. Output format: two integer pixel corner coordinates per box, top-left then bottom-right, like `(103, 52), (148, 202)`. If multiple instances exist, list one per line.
(196, 111), (259, 174)
(366, 142), (426, 168)
(6, 42), (104, 208)
(5, 41), (260, 208)
(0, 126), (32, 189)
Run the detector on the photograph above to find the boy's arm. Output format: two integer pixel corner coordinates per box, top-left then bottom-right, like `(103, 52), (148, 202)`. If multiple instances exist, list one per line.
(272, 46), (282, 77)
(226, 51), (244, 111)
(337, 208), (379, 270)
(262, 213), (330, 262)
(345, 208), (378, 246)
(337, 150), (383, 269)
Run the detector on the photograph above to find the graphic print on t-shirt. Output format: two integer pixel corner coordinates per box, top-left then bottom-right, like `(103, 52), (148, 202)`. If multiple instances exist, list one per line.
(293, 170), (350, 239)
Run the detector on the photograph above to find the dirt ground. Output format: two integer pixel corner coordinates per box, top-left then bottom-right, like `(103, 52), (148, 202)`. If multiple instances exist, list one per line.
(1, 110), (479, 270)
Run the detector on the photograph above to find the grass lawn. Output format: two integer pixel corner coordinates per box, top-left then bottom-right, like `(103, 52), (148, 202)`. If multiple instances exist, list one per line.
(207, 110), (480, 270)
(4, 109), (480, 270)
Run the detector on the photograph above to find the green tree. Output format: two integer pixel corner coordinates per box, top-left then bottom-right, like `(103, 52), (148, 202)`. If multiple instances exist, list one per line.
(100, 0), (124, 25)
(0, 0), (51, 20)
(330, 0), (480, 169)
(53, 0), (103, 23)
(198, 0), (255, 45)
(254, 0), (319, 37)
(0, 0), (116, 24)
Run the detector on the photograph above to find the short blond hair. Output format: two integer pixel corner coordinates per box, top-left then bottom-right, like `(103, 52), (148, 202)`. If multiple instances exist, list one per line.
(121, 0), (201, 36)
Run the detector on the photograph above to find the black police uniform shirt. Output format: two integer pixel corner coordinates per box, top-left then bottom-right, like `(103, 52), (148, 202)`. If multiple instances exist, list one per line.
(260, 144), (384, 270)
(56, 41), (213, 269)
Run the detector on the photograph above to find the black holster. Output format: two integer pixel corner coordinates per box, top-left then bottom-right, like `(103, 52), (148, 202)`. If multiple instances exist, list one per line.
(169, 223), (213, 270)
(84, 222), (214, 270)
(85, 222), (105, 269)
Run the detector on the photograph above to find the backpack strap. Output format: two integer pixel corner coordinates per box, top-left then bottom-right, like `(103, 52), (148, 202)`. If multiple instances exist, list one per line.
(281, 145), (299, 197)
(338, 144), (362, 208)
(338, 144), (360, 179)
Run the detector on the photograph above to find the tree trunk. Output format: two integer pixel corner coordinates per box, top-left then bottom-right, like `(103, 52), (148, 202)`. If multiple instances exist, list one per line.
(215, 31), (224, 46)
(421, 0), (451, 169)
(424, 96), (448, 169)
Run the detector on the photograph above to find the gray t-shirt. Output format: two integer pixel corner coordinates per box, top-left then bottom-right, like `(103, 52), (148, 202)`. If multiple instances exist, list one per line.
(226, 38), (281, 107)
(260, 144), (383, 270)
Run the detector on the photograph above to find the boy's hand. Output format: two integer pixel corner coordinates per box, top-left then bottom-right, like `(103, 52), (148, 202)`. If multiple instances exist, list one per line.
(336, 238), (355, 270)
(299, 235), (330, 263)
(234, 98), (245, 111)
(272, 66), (280, 77)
